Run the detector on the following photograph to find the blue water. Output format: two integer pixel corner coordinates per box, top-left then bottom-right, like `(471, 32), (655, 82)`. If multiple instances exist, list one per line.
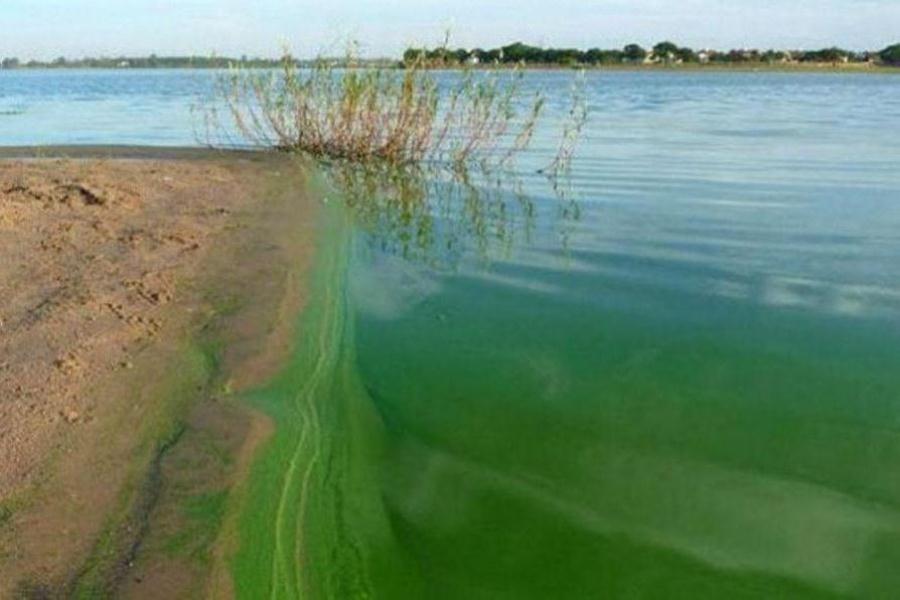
(0, 69), (209, 145)
(5, 69), (900, 597)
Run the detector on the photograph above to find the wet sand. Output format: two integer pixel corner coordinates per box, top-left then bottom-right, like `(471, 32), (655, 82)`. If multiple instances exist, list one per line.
(0, 148), (318, 597)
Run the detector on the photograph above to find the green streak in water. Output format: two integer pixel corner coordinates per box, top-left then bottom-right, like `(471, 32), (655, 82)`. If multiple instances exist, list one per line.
(233, 202), (417, 599)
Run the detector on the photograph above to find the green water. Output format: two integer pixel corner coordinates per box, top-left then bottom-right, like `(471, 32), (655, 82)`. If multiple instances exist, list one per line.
(234, 202), (425, 598)
(352, 265), (900, 598)
(235, 72), (900, 598)
(235, 204), (385, 598)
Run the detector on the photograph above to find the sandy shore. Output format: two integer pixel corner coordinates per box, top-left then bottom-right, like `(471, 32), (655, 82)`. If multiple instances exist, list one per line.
(0, 149), (318, 597)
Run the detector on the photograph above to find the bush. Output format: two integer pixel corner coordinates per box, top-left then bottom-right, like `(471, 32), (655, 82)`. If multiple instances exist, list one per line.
(205, 53), (545, 168)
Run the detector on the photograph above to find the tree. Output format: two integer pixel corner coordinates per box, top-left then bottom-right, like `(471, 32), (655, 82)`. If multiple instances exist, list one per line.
(652, 41), (679, 61)
(403, 48), (425, 64)
(500, 42), (544, 63)
(800, 47), (848, 63)
(482, 49), (502, 63)
(425, 47), (450, 63)
(675, 47), (698, 63)
(585, 48), (622, 64)
(452, 48), (471, 63)
(879, 43), (900, 65)
(1, 57), (20, 69)
(762, 49), (786, 63)
(584, 48), (603, 64)
(725, 49), (750, 63)
(623, 44), (647, 62)
(545, 48), (584, 65)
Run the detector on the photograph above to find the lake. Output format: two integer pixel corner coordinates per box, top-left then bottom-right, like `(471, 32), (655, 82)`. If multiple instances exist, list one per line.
(4, 69), (900, 597)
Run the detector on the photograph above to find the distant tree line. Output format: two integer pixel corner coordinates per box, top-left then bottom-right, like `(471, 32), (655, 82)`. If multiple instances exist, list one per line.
(403, 41), (900, 67)
(3, 44), (899, 70)
(0, 54), (401, 70)
(0, 55), (292, 69)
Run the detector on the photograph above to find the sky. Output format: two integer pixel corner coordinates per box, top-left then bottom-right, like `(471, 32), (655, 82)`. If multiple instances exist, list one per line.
(2, 0), (898, 60)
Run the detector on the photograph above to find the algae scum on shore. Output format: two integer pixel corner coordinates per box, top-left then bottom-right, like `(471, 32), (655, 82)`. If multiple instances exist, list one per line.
(2, 70), (900, 598)
(0, 152), (311, 596)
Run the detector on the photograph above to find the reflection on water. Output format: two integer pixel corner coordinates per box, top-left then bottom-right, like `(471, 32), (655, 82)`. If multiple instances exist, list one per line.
(329, 162), (580, 270)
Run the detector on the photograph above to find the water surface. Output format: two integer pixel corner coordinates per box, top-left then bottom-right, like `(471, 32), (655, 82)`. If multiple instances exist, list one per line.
(4, 69), (900, 598)
(346, 71), (900, 598)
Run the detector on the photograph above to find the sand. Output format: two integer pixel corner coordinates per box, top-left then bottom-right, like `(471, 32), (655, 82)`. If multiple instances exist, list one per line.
(0, 151), (318, 597)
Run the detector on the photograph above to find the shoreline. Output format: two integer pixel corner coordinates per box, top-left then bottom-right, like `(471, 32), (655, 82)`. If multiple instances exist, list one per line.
(0, 148), (320, 597)
(0, 146), (261, 160)
(416, 62), (900, 74)
(2, 63), (898, 75)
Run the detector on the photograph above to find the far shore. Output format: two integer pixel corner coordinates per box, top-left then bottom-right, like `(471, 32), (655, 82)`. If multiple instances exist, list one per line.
(2, 61), (899, 75)
(416, 61), (900, 74)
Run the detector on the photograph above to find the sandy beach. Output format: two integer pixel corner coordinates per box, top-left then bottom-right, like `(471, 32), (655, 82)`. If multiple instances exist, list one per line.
(0, 150), (317, 597)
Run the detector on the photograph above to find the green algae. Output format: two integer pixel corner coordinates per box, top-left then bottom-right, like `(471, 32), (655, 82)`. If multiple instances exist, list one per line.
(352, 275), (900, 598)
(73, 342), (215, 598)
(227, 197), (900, 599)
(231, 201), (418, 599)
(163, 491), (229, 562)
